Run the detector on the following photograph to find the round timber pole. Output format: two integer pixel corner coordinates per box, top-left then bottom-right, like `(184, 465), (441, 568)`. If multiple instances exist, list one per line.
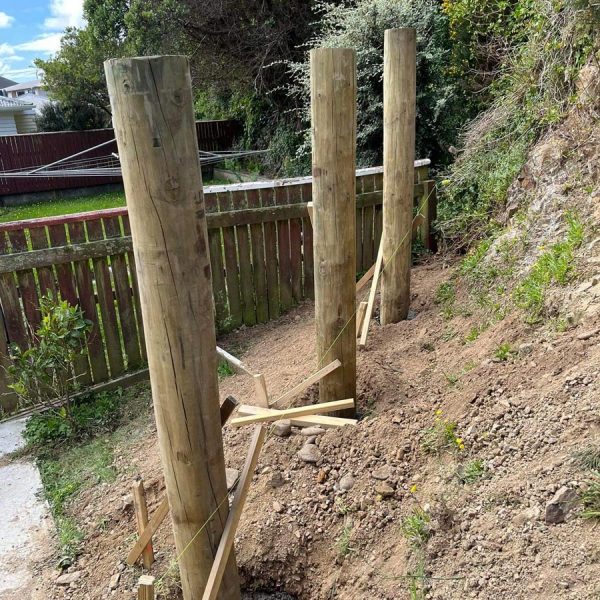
(380, 28), (417, 324)
(310, 48), (357, 417)
(104, 56), (240, 600)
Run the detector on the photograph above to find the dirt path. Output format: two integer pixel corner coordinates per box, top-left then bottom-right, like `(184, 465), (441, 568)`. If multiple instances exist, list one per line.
(0, 418), (52, 600)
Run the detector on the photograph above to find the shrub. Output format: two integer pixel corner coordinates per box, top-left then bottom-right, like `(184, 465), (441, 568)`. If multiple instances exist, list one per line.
(8, 294), (91, 415)
(287, 0), (470, 168)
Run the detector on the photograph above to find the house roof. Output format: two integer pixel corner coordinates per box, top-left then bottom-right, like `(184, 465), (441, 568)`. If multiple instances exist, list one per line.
(2, 80), (43, 93)
(0, 96), (35, 113)
(0, 76), (17, 90)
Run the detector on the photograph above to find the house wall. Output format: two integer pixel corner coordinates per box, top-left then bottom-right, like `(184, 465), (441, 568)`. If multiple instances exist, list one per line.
(14, 111), (37, 134)
(0, 113), (18, 136)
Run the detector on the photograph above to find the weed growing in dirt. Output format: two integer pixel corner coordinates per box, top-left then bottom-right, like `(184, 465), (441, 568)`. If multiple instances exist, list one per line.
(336, 520), (355, 557)
(465, 325), (484, 343)
(575, 446), (600, 472)
(493, 343), (517, 362)
(401, 508), (431, 549)
(421, 410), (465, 454)
(580, 477), (600, 521)
(406, 558), (427, 600)
(514, 212), (584, 322)
(435, 282), (456, 320)
(217, 360), (235, 379)
(457, 459), (487, 484)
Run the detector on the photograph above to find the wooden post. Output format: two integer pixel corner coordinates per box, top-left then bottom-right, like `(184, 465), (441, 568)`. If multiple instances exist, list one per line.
(138, 575), (155, 600)
(310, 48), (357, 417)
(380, 28), (416, 324)
(105, 56), (240, 600)
(132, 480), (154, 568)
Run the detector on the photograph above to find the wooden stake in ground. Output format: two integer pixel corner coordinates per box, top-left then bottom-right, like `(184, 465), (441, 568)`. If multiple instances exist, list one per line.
(132, 480), (154, 568)
(380, 28), (417, 324)
(138, 575), (155, 600)
(105, 56), (240, 600)
(202, 426), (266, 600)
(311, 47), (357, 418)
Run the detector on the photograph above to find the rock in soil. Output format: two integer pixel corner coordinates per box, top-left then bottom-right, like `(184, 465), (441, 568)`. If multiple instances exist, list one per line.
(298, 444), (321, 464)
(545, 486), (579, 524)
(272, 420), (292, 437)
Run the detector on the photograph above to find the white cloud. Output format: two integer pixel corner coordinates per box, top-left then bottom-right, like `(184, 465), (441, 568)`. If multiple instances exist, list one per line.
(0, 12), (15, 28)
(16, 33), (63, 54)
(0, 43), (15, 57)
(43, 0), (84, 30)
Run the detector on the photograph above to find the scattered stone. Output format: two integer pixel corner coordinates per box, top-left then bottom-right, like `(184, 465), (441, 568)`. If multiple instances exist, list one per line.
(301, 426), (326, 436)
(339, 474), (355, 491)
(121, 494), (133, 511)
(270, 471), (285, 488)
(272, 420), (292, 437)
(273, 501), (284, 513)
(518, 343), (534, 356)
(371, 466), (392, 481)
(374, 482), (395, 498)
(545, 487), (578, 524)
(56, 572), (82, 586)
(226, 468), (240, 490)
(577, 328), (600, 341)
(316, 469), (327, 484)
(108, 573), (120, 590)
(298, 444), (322, 464)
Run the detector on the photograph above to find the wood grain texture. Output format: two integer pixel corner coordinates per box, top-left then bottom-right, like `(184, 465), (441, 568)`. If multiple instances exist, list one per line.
(380, 28), (416, 324)
(310, 48), (357, 417)
(105, 55), (240, 600)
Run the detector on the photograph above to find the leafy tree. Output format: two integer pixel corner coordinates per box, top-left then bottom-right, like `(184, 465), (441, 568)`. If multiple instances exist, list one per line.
(35, 0), (183, 116)
(36, 101), (109, 132)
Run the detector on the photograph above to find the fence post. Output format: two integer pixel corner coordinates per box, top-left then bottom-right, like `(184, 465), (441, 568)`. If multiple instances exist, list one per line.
(380, 28), (417, 324)
(105, 56), (240, 600)
(310, 48), (357, 417)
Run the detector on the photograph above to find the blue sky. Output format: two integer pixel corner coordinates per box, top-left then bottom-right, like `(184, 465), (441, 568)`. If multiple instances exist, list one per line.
(0, 0), (84, 82)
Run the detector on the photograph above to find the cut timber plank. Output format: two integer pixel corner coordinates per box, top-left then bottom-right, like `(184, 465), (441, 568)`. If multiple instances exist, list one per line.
(236, 405), (357, 428)
(137, 575), (155, 600)
(356, 301), (368, 336)
(230, 398), (354, 427)
(126, 496), (170, 566)
(202, 425), (266, 600)
(216, 346), (254, 377)
(253, 374), (269, 408)
(269, 359), (342, 408)
(359, 241), (384, 348)
(132, 480), (154, 568)
(306, 202), (314, 226)
(355, 238), (382, 294)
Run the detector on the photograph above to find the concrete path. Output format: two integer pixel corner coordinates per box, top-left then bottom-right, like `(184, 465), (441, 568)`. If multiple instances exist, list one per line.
(0, 418), (51, 599)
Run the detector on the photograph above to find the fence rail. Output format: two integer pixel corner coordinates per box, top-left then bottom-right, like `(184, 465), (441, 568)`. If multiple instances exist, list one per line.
(0, 162), (434, 412)
(0, 120), (241, 197)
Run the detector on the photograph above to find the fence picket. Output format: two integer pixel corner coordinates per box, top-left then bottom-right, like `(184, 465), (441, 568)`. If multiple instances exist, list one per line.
(260, 188), (280, 320)
(247, 189), (268, 324)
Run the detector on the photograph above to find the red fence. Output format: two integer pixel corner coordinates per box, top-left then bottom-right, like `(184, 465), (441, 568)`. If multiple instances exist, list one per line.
(0, 162), (434, 412)
(0, 120), (241, 196)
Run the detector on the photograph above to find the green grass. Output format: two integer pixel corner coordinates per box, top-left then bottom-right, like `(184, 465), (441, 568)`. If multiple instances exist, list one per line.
(401, 508), (431, 549)
(336, 520), (354, 557)
(435, 281), (456, 320)
(493, 343), (516, 361)
(0, 178), (233, 223)
(39, 437), (117, 565)
(574, 446), (600, 472)
(0, 192), (126, 223)
(514, 213), (584, 322)
(217, 360), (235, 379)
(457, 459), (487, 484)
(581, 477), (600, 520)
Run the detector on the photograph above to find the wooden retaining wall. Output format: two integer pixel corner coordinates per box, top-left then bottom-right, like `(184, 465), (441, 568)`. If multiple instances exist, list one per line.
(0, 162), (434, 412)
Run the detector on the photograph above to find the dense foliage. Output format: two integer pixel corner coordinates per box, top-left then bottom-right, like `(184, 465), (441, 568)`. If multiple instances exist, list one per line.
(36, 101), (108, 131)
(438, 0), (600, 245)
(287, 0), (471, 170)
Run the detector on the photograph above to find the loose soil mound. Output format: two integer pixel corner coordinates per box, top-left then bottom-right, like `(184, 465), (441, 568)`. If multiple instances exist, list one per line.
(42, 259), (600, 599)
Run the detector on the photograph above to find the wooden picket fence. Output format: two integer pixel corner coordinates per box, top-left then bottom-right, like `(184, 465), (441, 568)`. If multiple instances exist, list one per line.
(0, 162), (434, 412)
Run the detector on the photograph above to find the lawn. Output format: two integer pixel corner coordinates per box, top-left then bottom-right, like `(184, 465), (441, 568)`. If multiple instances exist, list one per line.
(0, 177), (233, 224)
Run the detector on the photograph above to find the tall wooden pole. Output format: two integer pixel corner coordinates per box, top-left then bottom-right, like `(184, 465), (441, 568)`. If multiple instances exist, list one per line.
(310, 48), (357, 417)
(104, 56), (240, 600)
(380, 28), (417, 324)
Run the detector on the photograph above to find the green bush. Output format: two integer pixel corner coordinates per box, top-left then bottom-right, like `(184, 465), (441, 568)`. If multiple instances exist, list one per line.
(438, 0), (598, 244)
(287, 0), (470, 168)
